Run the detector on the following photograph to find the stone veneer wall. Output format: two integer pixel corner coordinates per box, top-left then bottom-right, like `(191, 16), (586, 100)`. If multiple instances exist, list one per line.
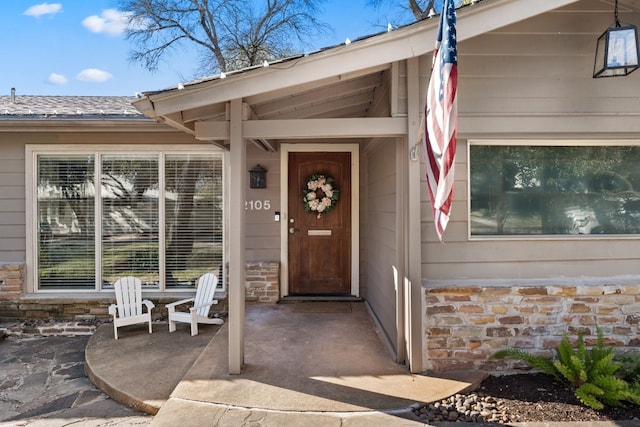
(0, 262), (279, 322)
(244, 261), (280, 303)
(0, 297), (112, 322)
(0, 263), (24, 300)
(424, 281), (640, 373)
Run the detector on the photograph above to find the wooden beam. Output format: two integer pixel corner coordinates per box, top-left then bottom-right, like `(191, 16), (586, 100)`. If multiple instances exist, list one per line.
(162, 112), (195, 135)
(251, 73), (382, 118)
(246, 65), (390, 107)
(195, 117), (406, 140)
(258, 92), (376, 121)
(209, 141), (230, 151)
(244, 117), (406, 139)
(250, 138), (278, 152)
(181, 103), (227, 123)
(194, 121), (229, 140)
(190, 110), (640, 141)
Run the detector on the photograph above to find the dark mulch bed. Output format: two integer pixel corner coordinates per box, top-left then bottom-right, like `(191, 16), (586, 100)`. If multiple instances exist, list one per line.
(478, 373), (640, 423)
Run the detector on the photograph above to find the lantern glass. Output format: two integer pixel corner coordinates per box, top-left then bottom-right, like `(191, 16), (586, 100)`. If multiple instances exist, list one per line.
(594, 24), (640, 78)
(249, 164), (267, 189)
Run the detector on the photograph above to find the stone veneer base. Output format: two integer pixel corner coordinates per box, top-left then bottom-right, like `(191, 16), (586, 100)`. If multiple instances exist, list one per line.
(424, 279), (640, 373)
(0, 261), (280, 322)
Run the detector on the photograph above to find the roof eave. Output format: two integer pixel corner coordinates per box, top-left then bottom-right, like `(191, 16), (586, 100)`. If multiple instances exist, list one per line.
(0, 118), (172, 132)
(135, 0), (580, 121)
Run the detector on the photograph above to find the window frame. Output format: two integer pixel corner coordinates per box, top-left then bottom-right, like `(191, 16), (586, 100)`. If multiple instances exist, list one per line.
(26, 144), (226, 294)
(467, 139), (640, 241)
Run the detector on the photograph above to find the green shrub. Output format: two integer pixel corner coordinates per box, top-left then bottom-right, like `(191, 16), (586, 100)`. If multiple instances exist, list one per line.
(616, 351), (640, 383)
(615, 351), (640, 399)
(491, 327), (640, 410)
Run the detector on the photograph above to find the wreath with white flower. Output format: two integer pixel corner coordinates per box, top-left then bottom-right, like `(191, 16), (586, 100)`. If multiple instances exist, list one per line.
(303, 174), (339, 218)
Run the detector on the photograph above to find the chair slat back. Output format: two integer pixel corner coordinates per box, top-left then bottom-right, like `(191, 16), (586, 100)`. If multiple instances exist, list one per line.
(194, 273), (218, 317)
(114, 276), (143, 318)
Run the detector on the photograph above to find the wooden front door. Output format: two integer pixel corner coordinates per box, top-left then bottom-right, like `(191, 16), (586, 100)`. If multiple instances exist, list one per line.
(288, 152), (351, 295)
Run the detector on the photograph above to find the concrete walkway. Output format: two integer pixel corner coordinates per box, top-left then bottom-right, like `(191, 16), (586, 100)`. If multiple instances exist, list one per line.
(86, 301), (486, 426)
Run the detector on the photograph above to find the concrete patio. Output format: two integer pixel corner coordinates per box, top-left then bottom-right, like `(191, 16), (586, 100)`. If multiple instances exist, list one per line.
(85, 301), (486, 426)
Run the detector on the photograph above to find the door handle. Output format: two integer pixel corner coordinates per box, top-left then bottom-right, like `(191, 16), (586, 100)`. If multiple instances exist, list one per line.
(289, 227), (299, 234)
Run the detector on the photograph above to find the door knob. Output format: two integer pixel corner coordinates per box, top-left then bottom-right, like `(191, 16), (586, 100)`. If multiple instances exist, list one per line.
(289, 227), (298, 234)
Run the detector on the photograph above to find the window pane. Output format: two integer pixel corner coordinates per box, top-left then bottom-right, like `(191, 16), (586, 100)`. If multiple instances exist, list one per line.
(38, 155), (96, 289)
(101, 155), (159, 288)
(165, 154), (223, 288)
(470, 145), (640, 235)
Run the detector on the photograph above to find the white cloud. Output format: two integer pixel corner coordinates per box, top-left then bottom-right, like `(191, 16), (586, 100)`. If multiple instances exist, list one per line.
(76, 68), (113, 83)
(24, 3), (62, 17)
(82, 9), (133, 36)
(47, 73), (68, 85)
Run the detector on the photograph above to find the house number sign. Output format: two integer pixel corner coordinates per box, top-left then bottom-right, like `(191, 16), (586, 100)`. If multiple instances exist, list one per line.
(245, 200), (271, 210)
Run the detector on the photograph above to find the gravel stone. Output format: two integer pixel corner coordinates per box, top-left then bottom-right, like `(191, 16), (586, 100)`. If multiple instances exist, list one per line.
(412, 373), (640, 423)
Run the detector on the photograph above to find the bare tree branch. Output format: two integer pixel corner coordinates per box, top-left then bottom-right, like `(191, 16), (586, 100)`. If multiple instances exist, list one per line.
(367, 0), (433, 24)
(118, 0), (329, 77)
(366, 0), (475, 28)
(408, 0), (433, 20)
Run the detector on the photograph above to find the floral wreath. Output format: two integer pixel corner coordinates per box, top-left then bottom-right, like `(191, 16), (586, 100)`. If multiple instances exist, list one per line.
(303, 174), (339, 218)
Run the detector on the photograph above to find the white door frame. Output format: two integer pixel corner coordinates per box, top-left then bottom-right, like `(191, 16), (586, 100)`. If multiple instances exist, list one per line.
(280, 143), (360, 297)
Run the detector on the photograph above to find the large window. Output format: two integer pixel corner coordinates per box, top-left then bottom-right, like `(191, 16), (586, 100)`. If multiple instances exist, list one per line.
(470, 142), (640, 236)
(32, 147), (224, 291)
(164, 154), (223, 288)
(101, 154), (160, 289)
(38, 155), (96, 288)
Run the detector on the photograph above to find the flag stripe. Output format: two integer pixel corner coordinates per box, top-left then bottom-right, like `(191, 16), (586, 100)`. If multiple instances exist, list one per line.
(423, 0), (458, 242)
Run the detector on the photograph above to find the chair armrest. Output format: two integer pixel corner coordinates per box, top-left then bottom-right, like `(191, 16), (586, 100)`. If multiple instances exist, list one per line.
(190, 299), (219, 312)
(166, 298), (195, 309)
(108, 304), (117, 315)
(142, 300), (155, 310)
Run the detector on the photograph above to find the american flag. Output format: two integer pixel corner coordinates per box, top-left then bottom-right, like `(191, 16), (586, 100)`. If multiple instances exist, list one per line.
(424, 0), (458, 242)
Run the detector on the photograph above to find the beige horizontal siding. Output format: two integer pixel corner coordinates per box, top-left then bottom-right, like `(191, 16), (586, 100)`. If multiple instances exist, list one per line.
(421, 0), (640, 282)
(365, 139), (398, 349)
(0, 139), (25, 262)
(423, 259), (640, 281)
(0, 186), (24, 199)
(245, 145), (281, 262)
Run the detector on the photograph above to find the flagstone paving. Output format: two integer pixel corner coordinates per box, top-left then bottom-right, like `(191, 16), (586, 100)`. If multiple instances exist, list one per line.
(0, 334), (151, 427)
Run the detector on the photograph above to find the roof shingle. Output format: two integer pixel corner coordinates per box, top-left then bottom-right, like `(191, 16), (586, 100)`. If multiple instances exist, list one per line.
(0, 95), (145, 119)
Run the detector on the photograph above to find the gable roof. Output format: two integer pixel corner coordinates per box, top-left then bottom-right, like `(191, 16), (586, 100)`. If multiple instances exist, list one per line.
(0, 95), (144, 120)
(133, 0), (580, 131)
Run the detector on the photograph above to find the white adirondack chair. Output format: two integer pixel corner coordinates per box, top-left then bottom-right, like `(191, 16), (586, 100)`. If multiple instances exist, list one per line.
(108, 276), (155, 340)
(167, 272), (224, 336)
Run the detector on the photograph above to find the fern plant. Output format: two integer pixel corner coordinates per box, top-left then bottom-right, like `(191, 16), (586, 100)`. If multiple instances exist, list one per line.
(490, 327), (640, 410)
(616, 351), (640, 384)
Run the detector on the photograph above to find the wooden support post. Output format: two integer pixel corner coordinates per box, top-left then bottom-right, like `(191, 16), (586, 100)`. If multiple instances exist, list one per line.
(228, 98), (246, 374)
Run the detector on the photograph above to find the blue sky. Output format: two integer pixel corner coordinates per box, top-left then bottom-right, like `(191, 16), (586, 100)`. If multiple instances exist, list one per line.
(2, 1), (414, 96)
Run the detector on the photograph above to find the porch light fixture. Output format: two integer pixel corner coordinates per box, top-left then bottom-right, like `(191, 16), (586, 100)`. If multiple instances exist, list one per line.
(593, 0), (640, 78)
(249, 164), (267, 189)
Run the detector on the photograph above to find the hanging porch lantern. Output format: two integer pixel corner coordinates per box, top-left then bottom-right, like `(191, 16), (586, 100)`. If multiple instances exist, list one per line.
(593, 0), (640, 78)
